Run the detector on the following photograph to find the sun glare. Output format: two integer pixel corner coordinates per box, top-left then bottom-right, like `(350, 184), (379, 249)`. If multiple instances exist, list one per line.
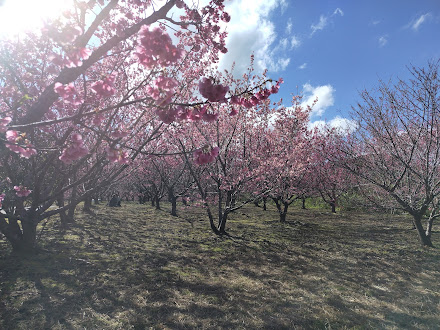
(0, 0), (70, 37)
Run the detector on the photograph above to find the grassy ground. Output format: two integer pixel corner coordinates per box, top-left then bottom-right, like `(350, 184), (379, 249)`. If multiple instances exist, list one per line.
(0, 201), (439, 329)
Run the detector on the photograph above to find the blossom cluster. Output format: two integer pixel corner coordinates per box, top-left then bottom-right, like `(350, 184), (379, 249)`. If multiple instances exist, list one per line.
(156, 105), (219, 124)
(14, 185), (32, 197)
(0, 117), (12, 133)
(5, 130), (37, 159)
(230, 78), (283, 109)
(0, 193), (4, 208)
(134, 26), (182, 69)
(59, 133), (89, 164)
(193, 146), (220, 165)
(147, 76), (178, 106)
(152, 77), (283, 128)
(50, 47), (92, 68)
(199, 77), (229, 102)
(54, 82), (83, 105)
(91, 74), (117, 98)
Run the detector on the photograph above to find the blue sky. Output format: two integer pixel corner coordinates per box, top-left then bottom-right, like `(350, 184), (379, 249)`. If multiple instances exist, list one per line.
(219, 0), (440, 129)
(1, 0), (439, 130)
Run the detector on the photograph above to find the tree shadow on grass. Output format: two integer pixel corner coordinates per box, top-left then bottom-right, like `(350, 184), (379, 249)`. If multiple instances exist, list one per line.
(1, 203), (439, 329)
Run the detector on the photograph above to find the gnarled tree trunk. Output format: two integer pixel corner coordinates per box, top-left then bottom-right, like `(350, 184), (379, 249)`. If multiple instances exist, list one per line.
(413, 216), (433, 247)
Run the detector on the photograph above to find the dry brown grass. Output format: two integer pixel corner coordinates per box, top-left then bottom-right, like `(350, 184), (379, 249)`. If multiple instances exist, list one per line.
(0, 201), (439, 329)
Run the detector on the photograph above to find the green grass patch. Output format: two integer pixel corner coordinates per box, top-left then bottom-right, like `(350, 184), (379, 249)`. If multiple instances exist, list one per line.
(0, 201), (439, 329)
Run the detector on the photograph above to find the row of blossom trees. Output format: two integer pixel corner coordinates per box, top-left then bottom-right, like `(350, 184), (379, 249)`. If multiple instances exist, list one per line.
(124, 89), (355, 234)
(124, 60), (440, 249)
(0, 0), (438, 254)
(0, 0), (281, 253)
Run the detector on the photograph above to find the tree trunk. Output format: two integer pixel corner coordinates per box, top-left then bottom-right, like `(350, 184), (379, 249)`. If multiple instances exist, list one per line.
(67, 187), (77, 224)
(168, 188), (178, 216)
(0, 217), (38, 254)
(330, 202), (336, 213)
(170, 197), (178, 216)
(57, 195), (74, 227)
(218, 212), (228, 234)
(203, 201), (221, 235)
(273, 198), (288, 223)
(19, 218), (37, 253)
(281, 201), (289, 222)
(155, 195), (160, 210)
(302, 197), (306, 209)
(279, 212), (287, 223)
(413, 216), (433, 247)
(263, 197), (267, 211)
(83, 194), (92, 212)
(425, 216), (435, 239)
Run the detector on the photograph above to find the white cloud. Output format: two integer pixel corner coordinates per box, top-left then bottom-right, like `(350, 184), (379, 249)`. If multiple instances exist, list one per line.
(280, 0), (288, 14)
(329, 116), (358, 133)
(378, 35), (388, 47)
(411, 13), (431, 31)
(309, 116), (357, 134)
(310, 8), (343, 36)
(219, 0), (290, 74)
(308, 120), (326, 131)
(301, 83), (335, 117)
(286, 18), (293, 34)
(278, 38), (289, 50)
(311, 15), (328, 35)
(274, 58), (290, 71)
(290, 36), (301, 49)
(298, 62), (307, 69)
(333, 8), (344, 16)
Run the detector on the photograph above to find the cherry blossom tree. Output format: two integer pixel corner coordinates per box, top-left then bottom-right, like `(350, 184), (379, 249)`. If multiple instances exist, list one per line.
(257, 97), (312, 223)
(176, 68), (281, 234)
(149, 154), (194, 216)
(310, 128), (355, 213)
(340, 60), (440, 247)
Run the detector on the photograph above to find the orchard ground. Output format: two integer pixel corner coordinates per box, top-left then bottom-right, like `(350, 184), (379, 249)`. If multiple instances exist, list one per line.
(0, 201), (439, 329)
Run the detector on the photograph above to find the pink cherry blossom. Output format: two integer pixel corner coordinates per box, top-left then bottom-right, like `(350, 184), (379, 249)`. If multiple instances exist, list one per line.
(176, 106), (192, 120)
(134, 25), (182, 68)
(59, 133), (89, 164)
(221, 12), (231, 22)
(193, 146), (220, 165)
(202, 111), (218, 122)
(14, 186), (32, 197)
(199, 77), (229, 102)
(156, 107), (178, 124)
(64, 48), (92, 67)
(229, 108), (238, 116)
(54, 82), (83, 105)
(0, 193), (5, 209)
(147, 76), (178, 106)
(91, 74), (117, 97)
(0, 117), (12, 133)
(188, 106), (204, 121)
(5, 130), (37, 158)
(19, 145), (38, 158)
